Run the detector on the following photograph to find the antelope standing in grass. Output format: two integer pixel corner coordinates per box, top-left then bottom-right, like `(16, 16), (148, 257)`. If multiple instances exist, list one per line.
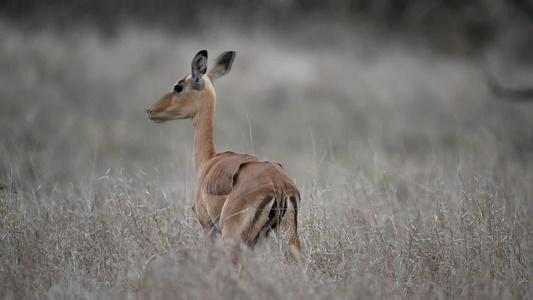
(147, 50), (301, 266)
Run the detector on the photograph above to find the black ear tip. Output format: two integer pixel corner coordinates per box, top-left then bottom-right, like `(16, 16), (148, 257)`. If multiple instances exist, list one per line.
(225, 51), (236, 60)
(217, 51), (236, 65)
(197, 50), (208, 59)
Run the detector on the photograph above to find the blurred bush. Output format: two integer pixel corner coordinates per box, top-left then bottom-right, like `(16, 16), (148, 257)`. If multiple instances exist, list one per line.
(2, 0), (533, 57)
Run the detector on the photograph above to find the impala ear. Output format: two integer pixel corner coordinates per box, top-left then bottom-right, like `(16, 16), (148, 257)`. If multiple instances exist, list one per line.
(191, 50), (208, 88)
(207, 51), (236, 82)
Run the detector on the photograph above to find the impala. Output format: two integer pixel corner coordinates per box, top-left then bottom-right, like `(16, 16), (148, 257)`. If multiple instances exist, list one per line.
(146, 50), (301, 265)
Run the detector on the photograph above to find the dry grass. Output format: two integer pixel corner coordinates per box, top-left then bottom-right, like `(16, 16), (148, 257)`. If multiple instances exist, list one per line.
(1, 21), (532, 299)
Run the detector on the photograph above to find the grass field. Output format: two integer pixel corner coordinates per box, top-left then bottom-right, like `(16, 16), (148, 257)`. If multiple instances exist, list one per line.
(1, 21), (533, 299)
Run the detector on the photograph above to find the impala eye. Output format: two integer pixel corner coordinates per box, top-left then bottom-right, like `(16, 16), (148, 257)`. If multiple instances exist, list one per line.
(174, 84), (183, 93)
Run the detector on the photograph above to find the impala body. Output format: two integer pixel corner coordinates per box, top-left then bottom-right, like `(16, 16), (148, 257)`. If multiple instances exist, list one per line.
(147, 50), (301, 265)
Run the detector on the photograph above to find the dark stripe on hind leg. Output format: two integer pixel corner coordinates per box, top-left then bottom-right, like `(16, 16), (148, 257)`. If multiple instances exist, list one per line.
(247, 196), (275, 247)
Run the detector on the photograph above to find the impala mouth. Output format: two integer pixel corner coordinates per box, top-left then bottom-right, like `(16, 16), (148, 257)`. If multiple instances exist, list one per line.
(147, 112), (165, 123)
(147, 109), (166, 123)
(150, 117), (166, 124)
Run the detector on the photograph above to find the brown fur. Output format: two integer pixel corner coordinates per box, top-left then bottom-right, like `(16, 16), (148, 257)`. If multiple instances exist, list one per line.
(147, 51), (301, 266)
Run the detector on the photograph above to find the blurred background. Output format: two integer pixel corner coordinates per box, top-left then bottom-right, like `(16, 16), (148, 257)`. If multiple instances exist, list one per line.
(3, 4), (533, 298)
(1, 0), (533, 190)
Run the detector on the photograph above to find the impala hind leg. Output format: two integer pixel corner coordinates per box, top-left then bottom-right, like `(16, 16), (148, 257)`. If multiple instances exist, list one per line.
(221, 225), (245, 267)
(202, 222), (218, 247)
(281, 196), (301, 262)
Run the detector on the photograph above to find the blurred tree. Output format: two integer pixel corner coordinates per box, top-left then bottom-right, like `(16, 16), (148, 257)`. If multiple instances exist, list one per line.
(1, 0), (532, 57)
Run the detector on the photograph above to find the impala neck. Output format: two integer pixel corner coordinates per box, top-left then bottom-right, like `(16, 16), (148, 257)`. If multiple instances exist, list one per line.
(192, 86), (216, 177)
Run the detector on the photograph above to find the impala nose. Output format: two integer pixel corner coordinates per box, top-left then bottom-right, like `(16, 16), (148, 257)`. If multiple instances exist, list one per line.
(146, 108), (152, 115)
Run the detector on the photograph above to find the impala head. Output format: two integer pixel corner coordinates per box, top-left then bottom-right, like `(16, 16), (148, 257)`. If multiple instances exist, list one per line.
(147, 50), (236, 123)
